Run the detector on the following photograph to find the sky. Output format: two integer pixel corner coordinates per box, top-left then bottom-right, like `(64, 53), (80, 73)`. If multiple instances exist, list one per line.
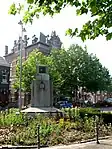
(0, 0), (112, 74)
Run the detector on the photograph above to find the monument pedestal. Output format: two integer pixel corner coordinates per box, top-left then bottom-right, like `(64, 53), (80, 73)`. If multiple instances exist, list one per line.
(22, 106), (60, 113)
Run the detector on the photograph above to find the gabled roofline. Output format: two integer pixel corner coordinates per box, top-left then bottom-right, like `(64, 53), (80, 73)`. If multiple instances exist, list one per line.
(4, 41), (50, 57)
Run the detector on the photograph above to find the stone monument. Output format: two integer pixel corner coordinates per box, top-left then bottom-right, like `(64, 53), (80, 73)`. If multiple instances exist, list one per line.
(22, 65), (59, 113)
(31, 65), (51, 107)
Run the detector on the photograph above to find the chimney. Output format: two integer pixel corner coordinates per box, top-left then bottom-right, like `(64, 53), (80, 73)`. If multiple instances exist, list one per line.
(5, 45), (8, 55)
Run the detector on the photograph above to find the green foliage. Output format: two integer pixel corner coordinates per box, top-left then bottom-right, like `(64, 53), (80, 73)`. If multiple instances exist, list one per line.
(9, 0), (112, 41)
(51, 45), (111, 93)
(0, 108), (27, 126)
(14, 49), (62, 92)
(14, 45), (111, 95)
(67, 45), (111, 92)
(0, 108), (112, 145)
(106, 78), (112, 92)
(65, 107), (112, 124)
(78, 107), (100, 118)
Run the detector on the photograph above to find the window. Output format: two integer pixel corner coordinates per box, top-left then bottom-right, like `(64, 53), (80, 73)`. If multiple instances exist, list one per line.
(2, 70), (7, 83)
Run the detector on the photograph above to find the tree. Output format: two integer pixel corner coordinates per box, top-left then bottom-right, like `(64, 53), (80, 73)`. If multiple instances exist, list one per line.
(14, 50), (63, 92)
(14, 45), (111, 97)
(78, 53), (111, 92)
(106, 78), (112, 93)
(66, 44), (111, 92)
(9, 0), (112, 41)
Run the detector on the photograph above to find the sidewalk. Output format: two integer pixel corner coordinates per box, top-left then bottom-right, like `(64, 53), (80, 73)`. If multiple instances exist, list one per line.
(41, 139), (112, 149)
(0, 139), (112, 149)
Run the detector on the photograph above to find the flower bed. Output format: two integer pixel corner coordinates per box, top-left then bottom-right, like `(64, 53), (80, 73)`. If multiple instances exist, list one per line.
(0, 108), (112, 146)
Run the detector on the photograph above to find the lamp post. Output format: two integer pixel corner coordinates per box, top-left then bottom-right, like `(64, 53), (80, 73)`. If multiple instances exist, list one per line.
(18, 20), (26, 110)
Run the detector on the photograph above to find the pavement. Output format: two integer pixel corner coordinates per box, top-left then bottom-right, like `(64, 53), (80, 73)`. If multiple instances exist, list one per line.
(41, 139), (112, 149)
(0, 139), (112, 148)
(100, 107), (112, 112)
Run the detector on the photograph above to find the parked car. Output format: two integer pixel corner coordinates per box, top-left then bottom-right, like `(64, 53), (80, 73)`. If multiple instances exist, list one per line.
(95, 98), (112, 107)
(55, 100), (73, 109)
(103, 98), (112, 107)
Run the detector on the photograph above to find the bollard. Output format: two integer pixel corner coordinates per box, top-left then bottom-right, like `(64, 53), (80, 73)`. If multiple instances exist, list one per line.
(37, 125), (40, 149)
(95, 115), (100, 144)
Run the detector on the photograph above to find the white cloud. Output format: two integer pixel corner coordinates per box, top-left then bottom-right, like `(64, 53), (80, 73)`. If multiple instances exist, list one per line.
(0, 1), (112, 74)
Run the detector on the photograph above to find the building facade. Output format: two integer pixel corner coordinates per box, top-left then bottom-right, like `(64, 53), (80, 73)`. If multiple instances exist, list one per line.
(0, 56), (10, 106)
(4, 31), (62, 102)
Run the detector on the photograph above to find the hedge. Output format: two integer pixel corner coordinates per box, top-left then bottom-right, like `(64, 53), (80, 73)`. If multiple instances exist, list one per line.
(63, 107), (112, 124)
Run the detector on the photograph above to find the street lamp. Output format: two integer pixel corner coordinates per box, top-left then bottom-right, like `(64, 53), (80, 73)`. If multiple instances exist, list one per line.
(18, 20), (26, 110)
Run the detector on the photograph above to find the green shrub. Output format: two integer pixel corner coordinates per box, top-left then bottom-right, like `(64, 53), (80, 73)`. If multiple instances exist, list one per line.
(62, 107), (112, 124)
(0, 108), (27, 126)
(0, 108), (112, 146)
(78, 107), (100, 118)
(78, 108), (112, 124)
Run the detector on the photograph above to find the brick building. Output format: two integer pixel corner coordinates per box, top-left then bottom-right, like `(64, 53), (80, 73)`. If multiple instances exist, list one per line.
(4, 31), (62, 102)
